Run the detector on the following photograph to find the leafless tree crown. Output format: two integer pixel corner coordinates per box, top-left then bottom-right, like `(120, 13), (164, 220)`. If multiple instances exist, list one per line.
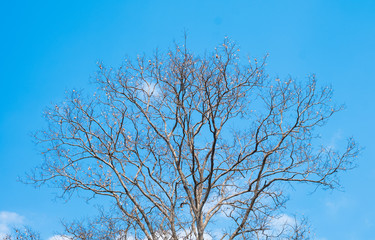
(1, 227), (40, 240)
(31, 39), (358, 240)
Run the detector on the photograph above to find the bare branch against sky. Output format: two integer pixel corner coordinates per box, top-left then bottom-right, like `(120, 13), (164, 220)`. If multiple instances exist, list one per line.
(21, 39), (360, 240)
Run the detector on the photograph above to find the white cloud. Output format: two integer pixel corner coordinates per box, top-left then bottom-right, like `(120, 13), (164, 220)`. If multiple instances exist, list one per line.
(326, 129), (343, 150)
(0, 211), (25, 238)
(150, 230), (213, 240)
(254, 214), (298, 239)
(325, 195), (350, 215)
(48, 235), (73, 240)
(176, 231), (213, 240)
(142, 81), (160, 97)
(270, 214), (296, 231)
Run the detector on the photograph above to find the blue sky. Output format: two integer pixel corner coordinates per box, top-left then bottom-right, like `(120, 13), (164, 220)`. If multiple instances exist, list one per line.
(0, 0), (374, 239)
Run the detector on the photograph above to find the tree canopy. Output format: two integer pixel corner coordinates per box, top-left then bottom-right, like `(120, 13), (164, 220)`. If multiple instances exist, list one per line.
(28, 39), (358, 240)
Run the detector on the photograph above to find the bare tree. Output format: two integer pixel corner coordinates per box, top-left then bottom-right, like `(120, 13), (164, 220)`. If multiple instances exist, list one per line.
(30, 38), (358, 240)
(1, 226), (40, 240)
(60, 207), (132, 240)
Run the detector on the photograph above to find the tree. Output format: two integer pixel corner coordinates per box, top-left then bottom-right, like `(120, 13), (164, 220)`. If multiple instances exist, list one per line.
(2, 227), (40, 240)
(30, 38), (358, 240)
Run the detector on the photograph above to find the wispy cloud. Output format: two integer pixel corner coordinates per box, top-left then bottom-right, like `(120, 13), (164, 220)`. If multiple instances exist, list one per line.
(270, 214), (296, 230)
(48, 235), (72, 240)
(325, 195), (350, 215)
(142, 81), (160, 97)
(326, 129), (343, 150)
(0, 211), (25, 237)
